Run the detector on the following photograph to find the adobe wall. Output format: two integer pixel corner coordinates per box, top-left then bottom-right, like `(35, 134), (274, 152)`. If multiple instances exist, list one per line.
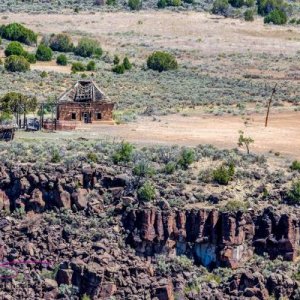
(57, 102), (114, 122)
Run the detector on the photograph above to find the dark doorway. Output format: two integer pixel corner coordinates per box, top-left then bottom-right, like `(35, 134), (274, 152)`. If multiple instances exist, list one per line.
(83, 112), (91, 123)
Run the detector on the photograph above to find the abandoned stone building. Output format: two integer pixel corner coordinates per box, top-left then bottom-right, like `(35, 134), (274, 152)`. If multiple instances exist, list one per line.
(50, 80), (114, 130)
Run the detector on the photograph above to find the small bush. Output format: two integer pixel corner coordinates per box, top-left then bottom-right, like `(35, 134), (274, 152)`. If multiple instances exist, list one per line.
(49, 33), (74, 52)
(138, 181), (156, 202)
(291, 161), (300, 171)
(123, 57), (132, 70)
(147, 51), (178, 72)
(133, 162), (155, 177)
(112, 142), (134, 164)
(229, 0), (244, 8)
(56, 54), (68, 66)
(112, 64), (125, 74)
(71, 62), (86, 72)
(0, 23), (37, 45)
(74, 38), (102, 58)
(113, 55), (120, 65)
(23, 52), (36, 63)
(244, 9), (255, 21)
(36, 44), (53, 61)
(4, 41), (24, 57)
(178, 149), (195, 169)
(213, 163), (235, 185)
(264, 9), (287, 24)
(128, 0), (142, 10)
(221, 200), (249, 212)
(164, 162), (176, 174)
(51, 149), (61, 163)
(212, 0), (229, 16)
(5, 55), (30, 72)
(169, 0), (181, 6)
(87, 152), (98, 163)
(86, 60), (96, 71)
(157, 0), (167, 7)
(287, 180), (300, 205)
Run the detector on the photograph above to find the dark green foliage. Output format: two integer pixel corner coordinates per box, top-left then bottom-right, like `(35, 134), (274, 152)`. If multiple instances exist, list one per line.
(4, 55), (30, 72)
(128, 0), (142, 10)
(51, 149), (61, 163)
(112, 142), (134, 164)
(168, 0), (181, 6)
(183, 0), (194, 3)
(71, 62), (86, 72)
(287, 180), (300, 205)
(212, 0), (229, 15)
(291, 161), (300, 171)
(40, 71), (48, 78)
(213, 163), (235, 185)
(264, 8), (287, 24)
(147, 51), (178, 72)
(229, 0), (244, 8)
(178, 149), (195, 169)
(244, 9), (255, 21)
(36, 44), (53, 61)
(138, 181), (155, 202)
(257, 0), (288, 16)
(245, 0), (255, 6)
(107, 0), (116, 4)
(56, 54), (68, 66)
(74, 38), (102, 58)
(0, 23), (37, 45)
(0, 92), (37, 114)
(86, 60), (96, 71)
(23, 52), (36, 63)
(112, 64), (125, 74)
(157, 0), (167, 7)
(4, 41), (24, 57)
(123, 57), (132, 70)
(49, 33), (74, 52)
(113, 55), (120, 65)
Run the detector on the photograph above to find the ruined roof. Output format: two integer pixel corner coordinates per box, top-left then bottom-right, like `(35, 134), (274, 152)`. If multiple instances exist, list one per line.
(58, 80), (110, 103)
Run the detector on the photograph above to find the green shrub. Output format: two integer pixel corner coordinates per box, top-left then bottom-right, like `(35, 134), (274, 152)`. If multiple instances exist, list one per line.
(112, 64), (125, 74)
(287, 180), (300, 205)
(213, 163), (235, 185)
(123, 57), (132, 70)
(164, 162), (176, 174)
(133, 162), (155, 177)
(147, 51), (178, 72)
(49, 33), (74, 52)
(138, 181), (156, 202)
(157, 0), (167, 7)
(51, 149), (61, 163)
(178, 149), (195, 169)
(74, 38), (102, 58)
(23, 52), (36, 63)
(212, 0), (229, 16)
(112, 142), (134, 164)
(86, 60), (96, 71)
(107, 0), (116, 4)
(229, 0), (244, 7)
(291, 161), (300, 171)
(4, 55), (30, 72)
(264, 8), (287, 24)
(221, 200), (249, 212)
(128, 0), (142, 10)
(71, 61), (86, 72)
(56, 54), (68, 66)
(257, 0), (286, 16)
(36, 44), (53, 61)
(244, 9), (255, 21)
(87, 152), (98, 163)
(245, 0), (255, 6)
(40, 71), (48, 78)
(0, 23), (37, 45)
(4, 41), (24, 57)
(169, 0), (181, 6)
(113, 55), (120, 65)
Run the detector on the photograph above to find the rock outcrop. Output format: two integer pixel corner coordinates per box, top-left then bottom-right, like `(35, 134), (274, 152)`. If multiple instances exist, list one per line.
(123, 208), (300, 268)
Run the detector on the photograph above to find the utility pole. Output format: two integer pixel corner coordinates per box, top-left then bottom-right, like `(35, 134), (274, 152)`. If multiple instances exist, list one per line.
(265, 83), (277, 128)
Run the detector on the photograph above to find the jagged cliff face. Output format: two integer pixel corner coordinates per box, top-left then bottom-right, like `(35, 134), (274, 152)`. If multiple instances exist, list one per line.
(123, 208), (300, 269)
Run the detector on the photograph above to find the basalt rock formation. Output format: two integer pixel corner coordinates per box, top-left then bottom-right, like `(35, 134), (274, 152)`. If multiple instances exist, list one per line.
(123, 208), (300, 269)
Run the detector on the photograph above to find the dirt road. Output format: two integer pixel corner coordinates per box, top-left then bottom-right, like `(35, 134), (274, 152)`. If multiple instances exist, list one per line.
(19, 110), (300, 159)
